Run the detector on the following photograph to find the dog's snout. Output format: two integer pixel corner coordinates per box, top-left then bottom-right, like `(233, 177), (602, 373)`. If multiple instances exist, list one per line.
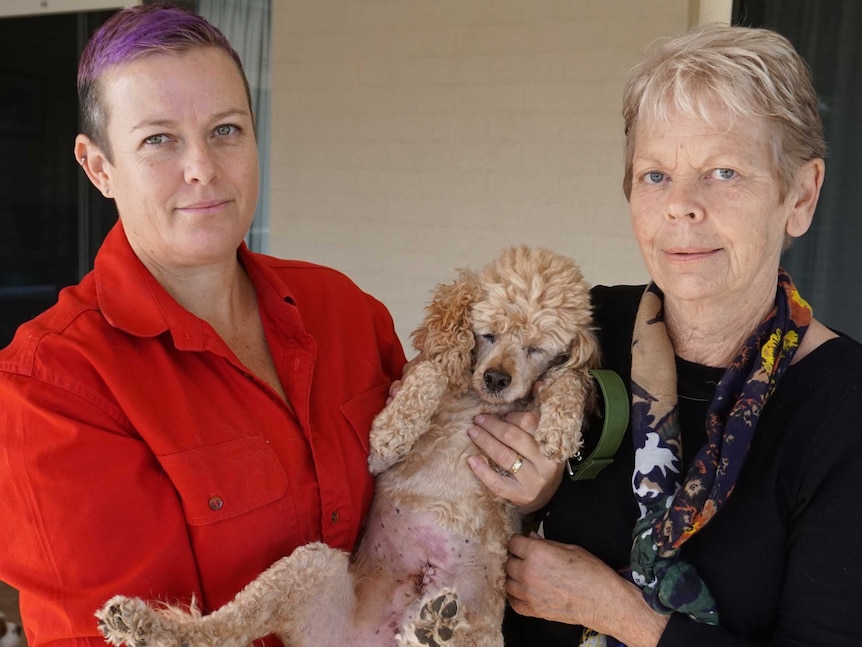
(483, 369), (511, 393)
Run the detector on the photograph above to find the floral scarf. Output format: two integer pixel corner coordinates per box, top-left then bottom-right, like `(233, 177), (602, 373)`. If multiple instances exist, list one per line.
(588, 270), (811, 647)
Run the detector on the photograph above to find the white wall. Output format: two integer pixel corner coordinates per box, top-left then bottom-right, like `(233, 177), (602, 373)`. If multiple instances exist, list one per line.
(269, 0), (724, 347)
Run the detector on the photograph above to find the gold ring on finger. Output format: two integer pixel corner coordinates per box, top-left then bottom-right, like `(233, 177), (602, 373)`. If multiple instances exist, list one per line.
(509, 455), (524, 475)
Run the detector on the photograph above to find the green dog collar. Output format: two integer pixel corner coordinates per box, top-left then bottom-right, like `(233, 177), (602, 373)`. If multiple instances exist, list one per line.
(566, 368), (629, 481)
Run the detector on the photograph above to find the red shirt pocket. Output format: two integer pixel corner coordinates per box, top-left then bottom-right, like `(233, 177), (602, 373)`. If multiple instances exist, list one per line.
(158, 436), (288, 526)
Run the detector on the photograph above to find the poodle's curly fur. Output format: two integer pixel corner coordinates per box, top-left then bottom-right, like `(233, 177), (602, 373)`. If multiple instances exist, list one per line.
(97, 246), (599, 647)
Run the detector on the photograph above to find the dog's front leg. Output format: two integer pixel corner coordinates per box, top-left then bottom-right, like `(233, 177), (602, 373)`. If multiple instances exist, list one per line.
(368, 361), (448, 474)
(533, 366), (593, 461)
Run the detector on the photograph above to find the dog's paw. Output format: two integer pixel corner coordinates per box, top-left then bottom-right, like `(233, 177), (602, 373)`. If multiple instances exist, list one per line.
(96, 596), (169, 647)
(414, 589), (460, 646)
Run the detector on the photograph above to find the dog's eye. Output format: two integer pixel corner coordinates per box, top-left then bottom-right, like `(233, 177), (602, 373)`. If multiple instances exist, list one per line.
(525, 346), (543, 356)
(481, 333), (496, 343)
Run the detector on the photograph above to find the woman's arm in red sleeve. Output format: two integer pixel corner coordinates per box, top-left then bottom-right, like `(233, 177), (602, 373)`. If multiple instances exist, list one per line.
(0, 375), (202, 647)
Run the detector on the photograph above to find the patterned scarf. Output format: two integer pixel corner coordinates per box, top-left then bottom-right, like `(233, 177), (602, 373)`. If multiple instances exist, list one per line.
(588, 270), (811, 647)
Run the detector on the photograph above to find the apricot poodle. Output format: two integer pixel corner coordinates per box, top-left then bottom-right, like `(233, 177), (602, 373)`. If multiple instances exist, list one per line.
(97, 246), (599, 647)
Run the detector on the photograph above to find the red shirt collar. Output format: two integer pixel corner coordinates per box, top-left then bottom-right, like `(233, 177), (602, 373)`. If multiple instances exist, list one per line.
(94, 221), (297, 349)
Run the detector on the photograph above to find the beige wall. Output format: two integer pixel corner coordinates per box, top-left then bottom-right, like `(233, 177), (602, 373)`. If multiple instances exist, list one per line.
(269, 0), (728, 346)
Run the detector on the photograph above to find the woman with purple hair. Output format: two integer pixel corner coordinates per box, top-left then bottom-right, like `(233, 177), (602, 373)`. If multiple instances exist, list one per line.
(0, 5), (406, 645)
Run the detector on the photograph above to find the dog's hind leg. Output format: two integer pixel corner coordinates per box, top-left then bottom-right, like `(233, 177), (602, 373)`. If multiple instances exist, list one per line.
(397, 589), (461, 647)
(396, 589), (504, 647)
(97, 542), (351, 647)
(98, 595), (187, 647)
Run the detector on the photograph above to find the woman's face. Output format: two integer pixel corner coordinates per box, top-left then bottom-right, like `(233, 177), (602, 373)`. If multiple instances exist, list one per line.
(88, 47), (258, 272)
(629, 111), (815, 308)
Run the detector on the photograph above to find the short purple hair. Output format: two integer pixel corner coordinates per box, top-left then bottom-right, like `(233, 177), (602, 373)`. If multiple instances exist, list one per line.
(78, 3), (252, 160)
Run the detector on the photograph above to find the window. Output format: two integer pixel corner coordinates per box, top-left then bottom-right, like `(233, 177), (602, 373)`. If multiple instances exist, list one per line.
(736, 0), (862, 340)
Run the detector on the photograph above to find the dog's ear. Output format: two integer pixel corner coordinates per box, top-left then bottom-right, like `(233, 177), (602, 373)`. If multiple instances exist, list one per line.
(566, 327), (601, 372)
(410, 269), (482, 391)
(546, 328), (601, 373)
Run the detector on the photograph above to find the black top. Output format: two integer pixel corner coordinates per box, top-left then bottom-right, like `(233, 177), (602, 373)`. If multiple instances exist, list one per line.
(504, 285), (862, 646)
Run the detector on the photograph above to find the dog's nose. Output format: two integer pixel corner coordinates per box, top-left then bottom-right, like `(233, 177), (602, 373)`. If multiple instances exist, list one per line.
(483, 369), (511, 392)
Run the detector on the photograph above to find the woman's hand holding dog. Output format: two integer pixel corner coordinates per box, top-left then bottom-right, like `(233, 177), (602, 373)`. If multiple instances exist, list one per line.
(387, 359), (564, 513)
(466, 412), (564, 513)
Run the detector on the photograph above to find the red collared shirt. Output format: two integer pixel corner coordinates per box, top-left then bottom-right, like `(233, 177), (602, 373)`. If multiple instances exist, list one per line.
(0, 223), (405, 646)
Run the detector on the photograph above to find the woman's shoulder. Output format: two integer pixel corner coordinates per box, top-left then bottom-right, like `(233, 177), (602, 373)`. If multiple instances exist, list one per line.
(774, 334), (862, 430)
(246, 251), (382, 308)
(250, 252), (359, 287)
(246, 253), (398, 346)
(0, 275), (104, 372)
(795, 332), (862, 381)
(777, 334), (862, 455)
(766, 334), (862, 530)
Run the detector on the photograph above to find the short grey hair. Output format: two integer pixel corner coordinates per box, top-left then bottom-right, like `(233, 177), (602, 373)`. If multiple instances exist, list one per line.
(622, 24), (826, 201)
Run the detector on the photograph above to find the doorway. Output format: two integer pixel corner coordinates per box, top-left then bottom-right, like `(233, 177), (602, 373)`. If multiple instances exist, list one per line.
(0, 10), (116, 347)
